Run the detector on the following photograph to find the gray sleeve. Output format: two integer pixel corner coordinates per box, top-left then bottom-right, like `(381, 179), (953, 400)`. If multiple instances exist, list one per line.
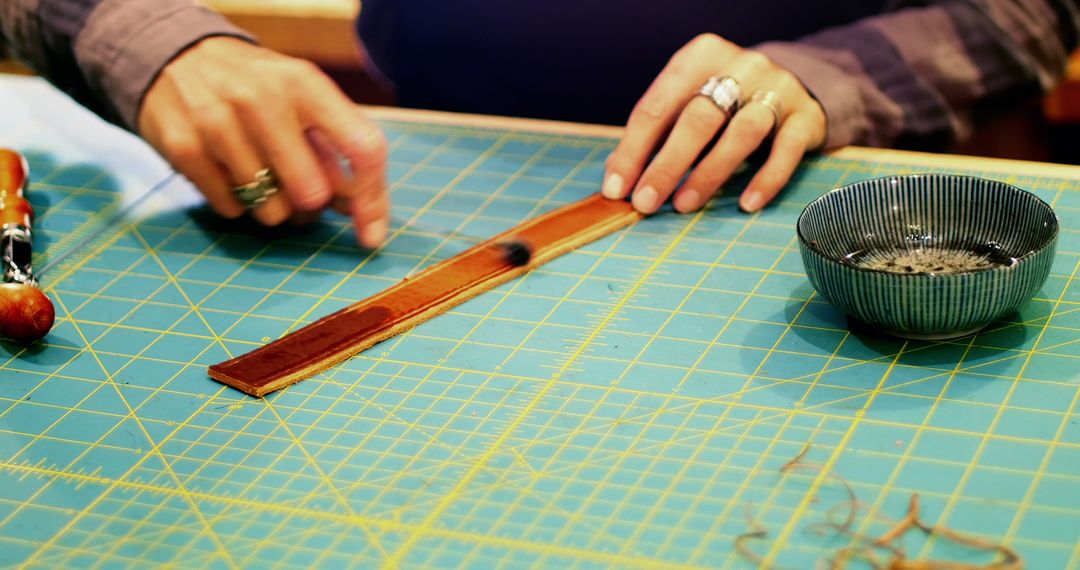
(756, 0), (1079, 149)
(0, 0), (255, 129)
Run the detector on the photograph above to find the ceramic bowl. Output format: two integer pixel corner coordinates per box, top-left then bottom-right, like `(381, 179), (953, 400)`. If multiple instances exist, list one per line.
(797, 174), (1058, 340)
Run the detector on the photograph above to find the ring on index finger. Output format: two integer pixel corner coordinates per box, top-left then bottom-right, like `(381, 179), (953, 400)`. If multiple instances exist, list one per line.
(232, 168), (280, 210)
(697, 76), (742, 118)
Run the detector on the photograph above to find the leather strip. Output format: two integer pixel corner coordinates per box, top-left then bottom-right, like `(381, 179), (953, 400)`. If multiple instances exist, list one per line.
(209, 193), (642, 396)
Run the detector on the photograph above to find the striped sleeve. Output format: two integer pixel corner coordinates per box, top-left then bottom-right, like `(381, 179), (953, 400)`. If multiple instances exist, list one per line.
(756, 0), (1080, 150)
(0, 0), (253, 130)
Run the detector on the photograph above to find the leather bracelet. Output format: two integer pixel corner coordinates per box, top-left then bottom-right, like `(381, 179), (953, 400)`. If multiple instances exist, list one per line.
(208, 193), (642, 396)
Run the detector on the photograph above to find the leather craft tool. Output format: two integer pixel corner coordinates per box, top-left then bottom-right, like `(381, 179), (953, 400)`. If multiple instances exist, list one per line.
(0, 148), (54, 343)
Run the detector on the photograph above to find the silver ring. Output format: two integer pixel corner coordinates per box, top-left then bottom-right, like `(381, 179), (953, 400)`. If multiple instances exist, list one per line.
(697, 75), (741, 118)
(749, 90), (783, 132)
(232, 168), (279, 210)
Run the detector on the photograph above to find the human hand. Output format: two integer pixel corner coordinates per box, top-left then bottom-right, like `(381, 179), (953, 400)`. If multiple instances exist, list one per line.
(138, 37), (389, 248)
(603, 34), (827, 214)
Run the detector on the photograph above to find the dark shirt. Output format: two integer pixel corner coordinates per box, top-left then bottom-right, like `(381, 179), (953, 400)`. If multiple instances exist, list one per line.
(358, 0), (888, 124)
(4, 0), (1075, 148)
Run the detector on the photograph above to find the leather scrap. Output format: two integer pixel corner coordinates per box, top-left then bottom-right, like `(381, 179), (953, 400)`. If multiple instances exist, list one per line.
(209, 193), (641, 396)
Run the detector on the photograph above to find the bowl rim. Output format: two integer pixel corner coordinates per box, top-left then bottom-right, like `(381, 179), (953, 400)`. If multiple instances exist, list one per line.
(796, 173), (1060, 278)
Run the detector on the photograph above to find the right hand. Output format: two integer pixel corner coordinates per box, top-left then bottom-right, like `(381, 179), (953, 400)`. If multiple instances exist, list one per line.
(604, 34), (827, 215)
(138, 36), (390, 248)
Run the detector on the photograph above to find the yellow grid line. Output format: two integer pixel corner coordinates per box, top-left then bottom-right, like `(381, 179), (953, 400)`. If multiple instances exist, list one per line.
(931, 256), (1080, 560)
(911, 180), (1078, 560)
(16, 295), (240, 568)
(382, 177), (707, 565)
(458, 232), (680, 562)
(360, 143), (642, 564)
(703, 161), (861, 566)
(271, 129), (529, 560)
(0, 460), (706, 569)
(754, 164), (911, 565)
(4, 118), (1078, 568)
(15, 213), (272, 566)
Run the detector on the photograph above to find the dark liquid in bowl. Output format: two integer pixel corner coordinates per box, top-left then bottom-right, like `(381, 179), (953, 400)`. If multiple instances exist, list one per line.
(844, 243), (1018, 274)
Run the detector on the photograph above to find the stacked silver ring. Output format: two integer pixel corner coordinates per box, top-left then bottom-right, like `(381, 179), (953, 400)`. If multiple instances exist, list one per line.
(698, 75), (741, 118)
(232, 168), (279, 210)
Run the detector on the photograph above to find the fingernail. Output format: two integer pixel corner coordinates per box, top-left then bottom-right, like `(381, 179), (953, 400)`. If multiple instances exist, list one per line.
(740, 191), (762, 213)
(632, 185), (659, 213)
(602, 173), (625, 199)
(675, 189), (702, 213)
(360, 219), (388, 248)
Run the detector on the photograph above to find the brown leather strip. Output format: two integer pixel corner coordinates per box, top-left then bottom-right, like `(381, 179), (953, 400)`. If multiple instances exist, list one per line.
(209, 193), (642, 396)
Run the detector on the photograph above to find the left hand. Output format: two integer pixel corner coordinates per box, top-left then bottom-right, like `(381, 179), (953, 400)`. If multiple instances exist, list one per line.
(138, 37), (390, 248)
(602, 34), (827, 214)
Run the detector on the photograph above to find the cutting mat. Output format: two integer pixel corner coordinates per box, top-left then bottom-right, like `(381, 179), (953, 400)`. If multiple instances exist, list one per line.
(1, 76), (1078, 569)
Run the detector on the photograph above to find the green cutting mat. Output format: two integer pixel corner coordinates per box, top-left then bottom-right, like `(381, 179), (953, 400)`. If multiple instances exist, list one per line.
(1, 80), (1079, 569)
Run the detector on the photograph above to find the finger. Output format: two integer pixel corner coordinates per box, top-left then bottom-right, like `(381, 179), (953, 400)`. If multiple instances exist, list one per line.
(310, 130), (355, 222)
(630, 95), (730, 214)
(346, 130), (390, 249)
(233, 90), (333, 212)
(351, 190), (389, 250)
(739, 111), (816, 212)
(603, 35), (737, 202)
(140, 83), (245, 219)
(345, 126), (390, 248)
(170, 142), (244, 219)
(298, 90), (390, 248)
(673, 62), (804, 213)
(306, 128), (348, 190)
(190, 104), (292, 226)
(631, 51), (775, 214)
(671, 101), (777, 213)
(296, 80), (388, 202)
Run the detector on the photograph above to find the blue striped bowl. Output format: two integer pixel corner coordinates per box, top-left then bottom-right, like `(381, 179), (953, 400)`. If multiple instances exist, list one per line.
(797, 174), (1058, 340)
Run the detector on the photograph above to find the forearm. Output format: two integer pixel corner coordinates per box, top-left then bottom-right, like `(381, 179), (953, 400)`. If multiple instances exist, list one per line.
(0, 0), (253, 129)
(757, 0), (1079, 149)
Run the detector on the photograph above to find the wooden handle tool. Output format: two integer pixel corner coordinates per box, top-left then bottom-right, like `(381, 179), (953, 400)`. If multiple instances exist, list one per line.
(0, 149), (55, 343)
